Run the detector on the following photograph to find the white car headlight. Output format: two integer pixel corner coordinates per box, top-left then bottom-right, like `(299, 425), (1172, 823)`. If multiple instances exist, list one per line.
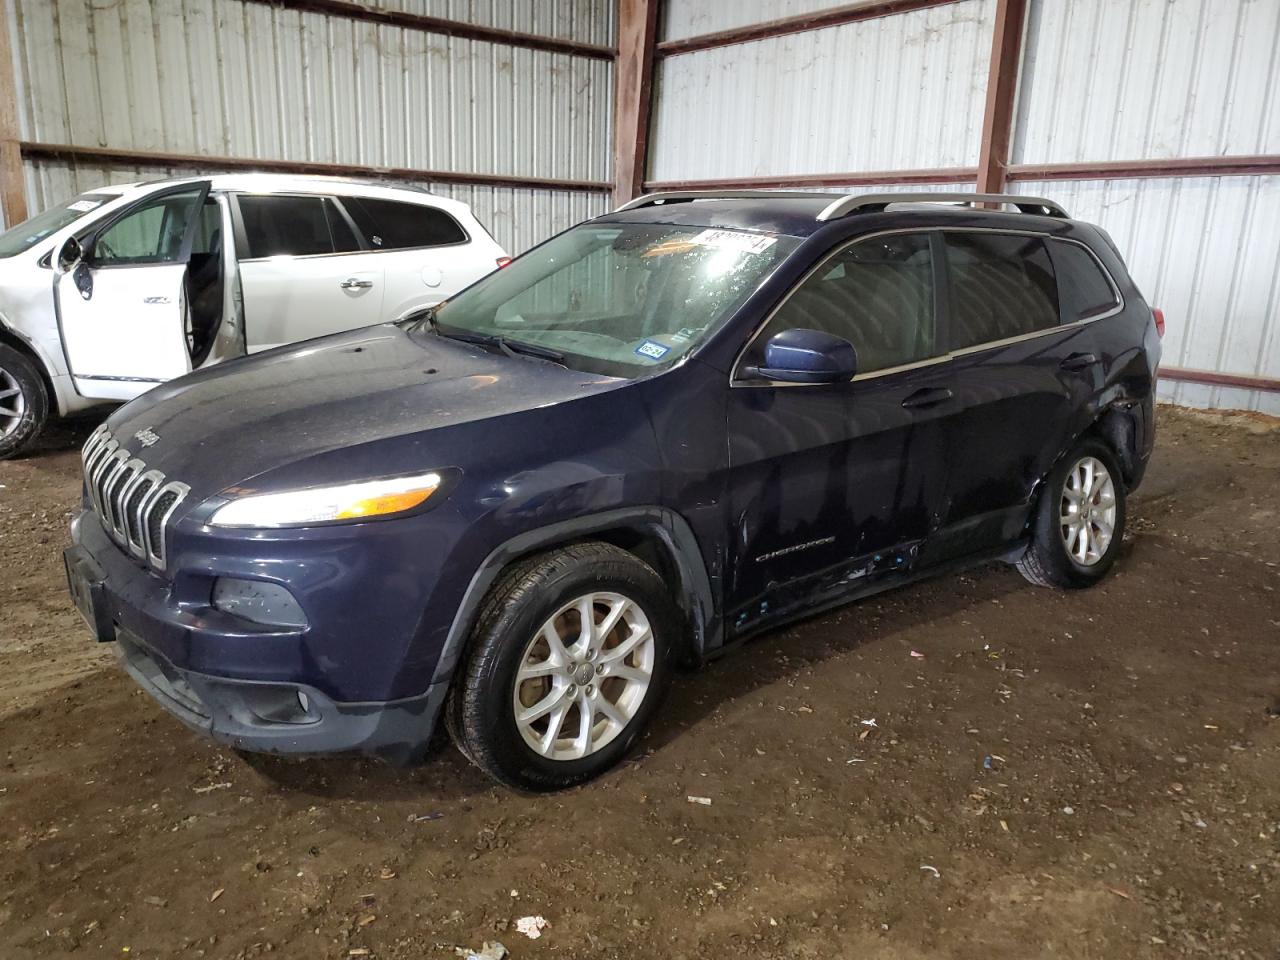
(209, 472), (443, 528)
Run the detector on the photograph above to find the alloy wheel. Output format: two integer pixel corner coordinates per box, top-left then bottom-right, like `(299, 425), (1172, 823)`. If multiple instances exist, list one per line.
(512, 591), (655, 761)
(1059, 455), (1117, 566)
(0, 366), (26, 439)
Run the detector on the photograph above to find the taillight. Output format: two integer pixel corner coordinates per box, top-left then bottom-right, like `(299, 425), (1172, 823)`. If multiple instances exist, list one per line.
(496, 256), (512, 268)
(1153, 307), (1165, 338)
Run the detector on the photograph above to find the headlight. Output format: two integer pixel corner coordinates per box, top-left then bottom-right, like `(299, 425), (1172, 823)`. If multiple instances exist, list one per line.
(209, 472), (443, 528)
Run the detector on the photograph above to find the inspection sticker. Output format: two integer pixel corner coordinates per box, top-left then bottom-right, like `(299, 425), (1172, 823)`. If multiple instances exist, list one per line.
(635, 340), (671, 361)
(68, 199), (105, 213)
(689, 228), (777, 255)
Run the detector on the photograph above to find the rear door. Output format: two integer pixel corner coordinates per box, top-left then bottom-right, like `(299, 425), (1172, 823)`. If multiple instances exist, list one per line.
(725, 231), (957, 633)
(925, 230), (1108, 560)
(55, 183), (209, 399)
(232, 193), (385, 351)
(339, 195), (496, 320)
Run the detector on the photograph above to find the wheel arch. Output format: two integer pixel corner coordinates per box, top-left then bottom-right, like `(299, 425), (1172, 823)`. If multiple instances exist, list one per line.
(0, 319), (57, 415)
(431, 506), (721, 687)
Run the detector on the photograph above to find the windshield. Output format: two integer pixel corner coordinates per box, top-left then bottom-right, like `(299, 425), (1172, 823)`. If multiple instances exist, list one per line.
(422, 222), (799, 378)
(0, 192), (119, 259)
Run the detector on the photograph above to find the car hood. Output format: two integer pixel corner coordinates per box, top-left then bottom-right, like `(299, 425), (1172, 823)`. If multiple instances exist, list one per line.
(105, 324), (626, 497)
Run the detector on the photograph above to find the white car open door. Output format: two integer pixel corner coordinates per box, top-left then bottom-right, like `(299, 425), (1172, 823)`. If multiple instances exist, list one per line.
(54, 182), (210, 401)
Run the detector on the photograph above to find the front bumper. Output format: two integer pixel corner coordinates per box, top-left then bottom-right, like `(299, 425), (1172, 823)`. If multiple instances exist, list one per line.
(67, 511), (449, 761)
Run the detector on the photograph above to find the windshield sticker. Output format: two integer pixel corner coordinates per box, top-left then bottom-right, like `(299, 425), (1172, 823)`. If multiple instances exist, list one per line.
(635, 340), (671, 361)
(689, 228), (777, 255)
(67, 199), (105, 213)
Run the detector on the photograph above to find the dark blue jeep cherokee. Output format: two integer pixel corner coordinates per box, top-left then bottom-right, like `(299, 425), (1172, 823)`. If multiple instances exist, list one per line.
(65, 191), (1161, 790)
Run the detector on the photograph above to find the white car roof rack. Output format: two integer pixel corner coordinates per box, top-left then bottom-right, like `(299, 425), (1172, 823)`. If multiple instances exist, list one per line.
(614, 190), (1068, 220)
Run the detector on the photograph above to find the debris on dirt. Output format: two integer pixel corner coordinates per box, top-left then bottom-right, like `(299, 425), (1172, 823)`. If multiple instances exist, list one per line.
(209, 888), (224, 903)
(455, 943), (508, 960)
(1107, 887), (1133, 900)
(846, 757), (865, 764)
(983, 755), (994, 770)
(408, 811), (444, 822)
(379, 867), (396, 880)
(910, 650), (925, 659)
(142, 896), (167, 907)
(515, 915), (549, 939)
(860, 718), (877, 728)
(192, 781), (232, 794)
(920, 865), (940, 878)
(687, 795), (712, 806)
(1062, 806), (1075, 815)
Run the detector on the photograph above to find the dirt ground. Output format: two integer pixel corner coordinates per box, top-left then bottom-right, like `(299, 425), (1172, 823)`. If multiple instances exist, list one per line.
(1, 407), (1278, 960)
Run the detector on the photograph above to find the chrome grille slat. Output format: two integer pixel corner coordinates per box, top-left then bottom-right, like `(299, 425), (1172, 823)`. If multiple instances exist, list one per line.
(79, 429), (189, 571)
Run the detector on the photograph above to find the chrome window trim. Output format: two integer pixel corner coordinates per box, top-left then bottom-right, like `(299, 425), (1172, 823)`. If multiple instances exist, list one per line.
(730, 226), (1125, 389)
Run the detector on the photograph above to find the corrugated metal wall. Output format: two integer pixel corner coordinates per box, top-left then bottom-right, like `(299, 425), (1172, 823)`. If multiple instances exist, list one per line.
(648, 0), (1280, 413)
(1012, 0), (1280, 414)
(650, 0), (995, 181)
(1012, 175), (1280, 417)
(6, 0), (615, 251)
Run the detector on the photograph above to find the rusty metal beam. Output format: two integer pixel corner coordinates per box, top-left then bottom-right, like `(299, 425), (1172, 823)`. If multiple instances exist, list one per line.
(613, 0), (660, 206)
(643, 167), (977, 192)
(246, 0), (616, 60)
(1160, 367), (1280, 394)
(975, 0), (1028, 195)
(1008, 155), (1280, 181)
(655, 0), (963, 57)
(0, 0), (26, 228)
(19, 142), (614, 193)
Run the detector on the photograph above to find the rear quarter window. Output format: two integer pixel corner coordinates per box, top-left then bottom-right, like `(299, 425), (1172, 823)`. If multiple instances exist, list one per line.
(342, 197), (468, 250)
(1048, 239), (1119, 323)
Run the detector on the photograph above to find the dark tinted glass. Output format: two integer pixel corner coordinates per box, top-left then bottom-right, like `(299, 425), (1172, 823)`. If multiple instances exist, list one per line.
(344, 197), (467, 250)
(1048, 239), (1118, 322)
(945, 233), (1059, 349)
(758, 232), (935, 374)
(239, 195), (359, 258)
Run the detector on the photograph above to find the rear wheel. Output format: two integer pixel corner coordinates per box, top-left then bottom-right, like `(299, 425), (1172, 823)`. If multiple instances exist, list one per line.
(1017, 437), (1126, 589)
(0, 345), (49, 460)
(446, 542), (675, 791)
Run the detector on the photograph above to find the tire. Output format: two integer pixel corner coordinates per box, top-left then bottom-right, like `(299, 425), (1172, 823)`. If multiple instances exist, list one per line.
(1017, 437), (1127, 589)
(446, 541), (677, 791)
(0, 345), (49, 461)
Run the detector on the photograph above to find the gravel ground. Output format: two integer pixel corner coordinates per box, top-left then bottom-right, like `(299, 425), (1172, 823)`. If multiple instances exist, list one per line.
(0, 406), (1277, 960)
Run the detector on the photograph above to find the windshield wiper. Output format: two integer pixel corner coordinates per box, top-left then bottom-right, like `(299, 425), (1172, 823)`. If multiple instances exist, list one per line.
(435, 327), (565, 366)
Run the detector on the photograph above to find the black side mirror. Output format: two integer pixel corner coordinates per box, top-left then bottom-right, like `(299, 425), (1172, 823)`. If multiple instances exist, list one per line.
(746, 328), (858, 384)
(57, 236), (84, 274)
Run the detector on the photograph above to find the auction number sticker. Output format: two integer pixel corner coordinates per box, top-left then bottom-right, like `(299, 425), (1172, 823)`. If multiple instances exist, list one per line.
(68, 199), (105, 213)
(689, 228), (777, 255)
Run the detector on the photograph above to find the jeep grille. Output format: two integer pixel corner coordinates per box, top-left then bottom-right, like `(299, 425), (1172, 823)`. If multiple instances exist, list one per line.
(80, 425), (189, 570)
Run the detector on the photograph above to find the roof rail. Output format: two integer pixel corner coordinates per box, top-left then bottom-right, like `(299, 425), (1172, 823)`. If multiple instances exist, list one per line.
(614, 189), (841, 212)
(816, 192), (1068, 221)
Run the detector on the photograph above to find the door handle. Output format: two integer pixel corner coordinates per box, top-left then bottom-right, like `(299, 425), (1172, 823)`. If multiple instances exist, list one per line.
(1059, 352), (1098, 371)
(900, 386), (953, 409)
(340, 278), (374, 290)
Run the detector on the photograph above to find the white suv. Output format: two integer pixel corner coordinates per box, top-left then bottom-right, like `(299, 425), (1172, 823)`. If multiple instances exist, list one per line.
(0, 174), (509, 458)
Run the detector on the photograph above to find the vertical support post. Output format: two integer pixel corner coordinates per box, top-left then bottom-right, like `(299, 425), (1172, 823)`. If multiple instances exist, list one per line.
(613, 0), (659, 207)
(975, 0), (1028, 195)
(0, 0), (26, 228)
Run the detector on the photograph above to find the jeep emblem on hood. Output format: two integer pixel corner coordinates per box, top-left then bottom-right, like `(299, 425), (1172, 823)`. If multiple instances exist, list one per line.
(134, 427), (160, 448)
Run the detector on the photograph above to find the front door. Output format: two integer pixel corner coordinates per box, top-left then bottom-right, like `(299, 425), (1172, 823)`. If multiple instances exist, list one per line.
(232, 193), (386, 352)
(55, 183), (210, 400)
(725, 231), (955, 635)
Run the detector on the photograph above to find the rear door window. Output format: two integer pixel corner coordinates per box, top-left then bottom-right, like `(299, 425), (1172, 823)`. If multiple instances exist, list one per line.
(342, 197), (468, 250)
(237, 195), (361, 258)
(754, 232), (936, 375)
(1047, 240), (1119, 323)
(944, 233), (1059, 350)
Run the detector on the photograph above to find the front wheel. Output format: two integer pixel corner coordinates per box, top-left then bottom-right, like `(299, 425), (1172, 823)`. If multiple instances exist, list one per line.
(0, 345), (49, 460)
(446, 542), (676, 791)
(1017, 438), (1127, 589)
